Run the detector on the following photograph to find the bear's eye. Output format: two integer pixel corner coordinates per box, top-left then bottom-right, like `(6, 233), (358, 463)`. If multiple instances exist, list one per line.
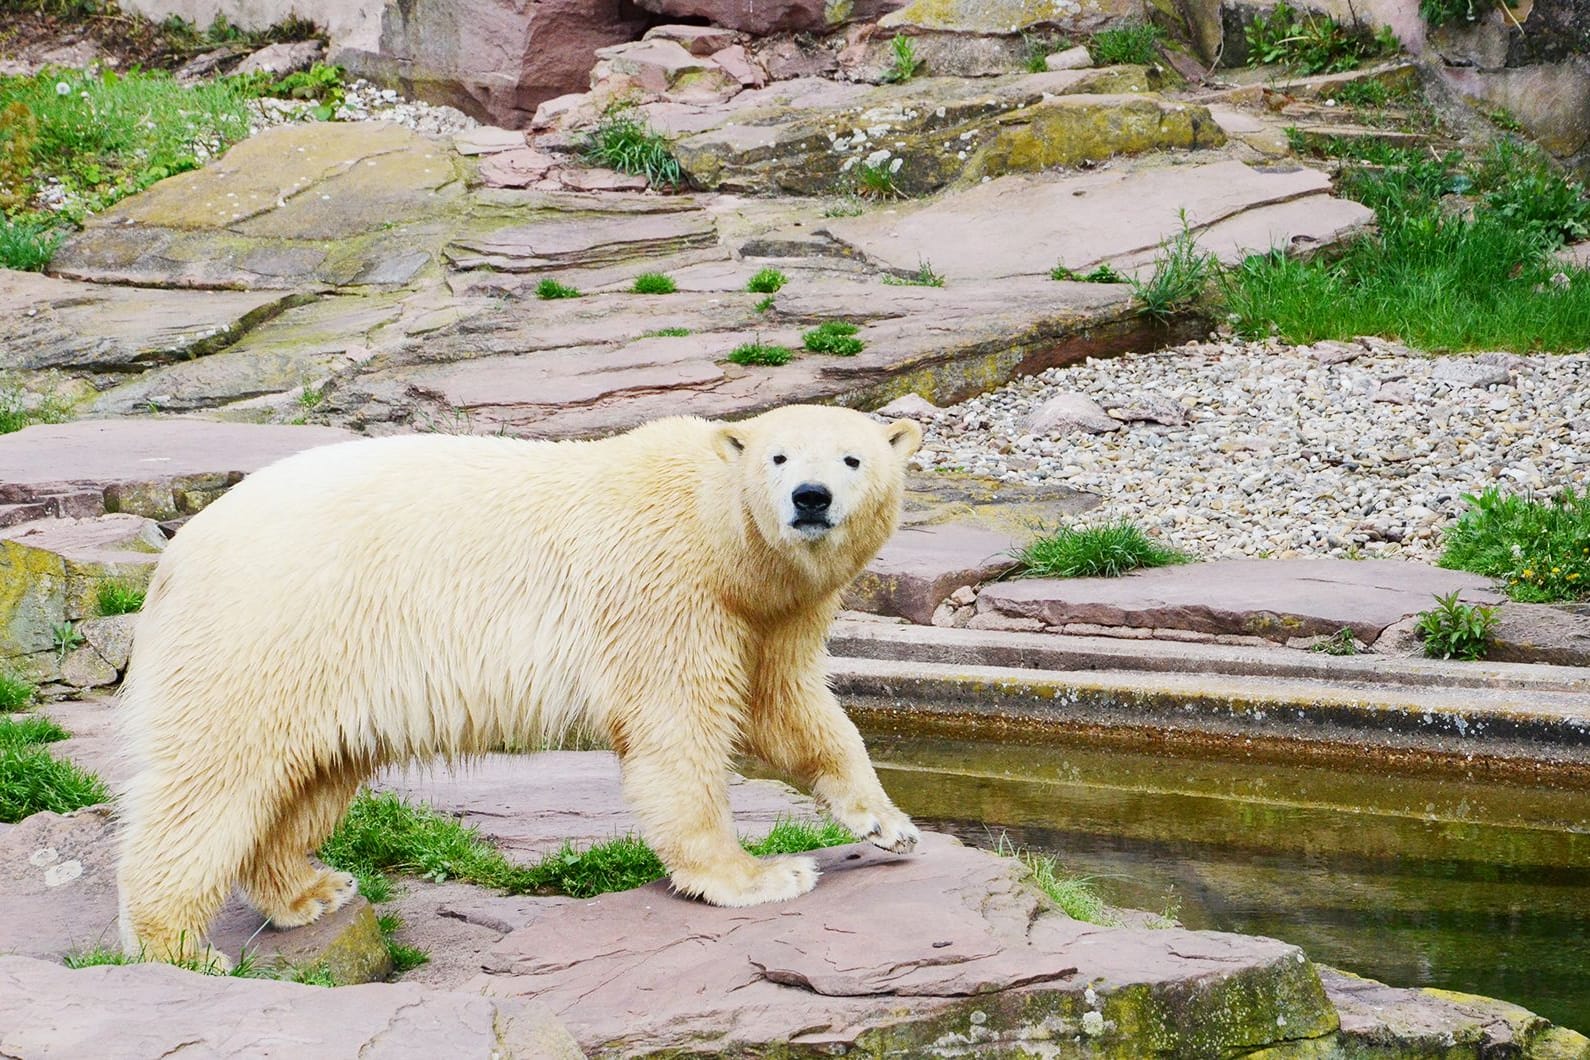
(844, 456), (861, 469)
(772, 454), (787, 465)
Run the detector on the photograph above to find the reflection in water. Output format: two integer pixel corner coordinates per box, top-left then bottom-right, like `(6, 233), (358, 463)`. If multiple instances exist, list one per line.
(855, 720), (1590, 1034)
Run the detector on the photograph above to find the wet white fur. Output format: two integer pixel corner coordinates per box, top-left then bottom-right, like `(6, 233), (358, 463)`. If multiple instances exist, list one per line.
(116, 405), (923, 962)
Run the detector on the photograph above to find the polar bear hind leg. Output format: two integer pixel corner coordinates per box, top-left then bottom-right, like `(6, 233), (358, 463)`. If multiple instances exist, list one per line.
(239, 762), (363, 929)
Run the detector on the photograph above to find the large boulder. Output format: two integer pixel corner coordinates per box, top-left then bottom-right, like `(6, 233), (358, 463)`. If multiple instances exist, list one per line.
(114, 0), (647, 128)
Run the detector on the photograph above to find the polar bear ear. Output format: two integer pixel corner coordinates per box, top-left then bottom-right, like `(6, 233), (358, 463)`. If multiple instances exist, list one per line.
(885, 418), (923, 457)
(712, 425), (748, 463)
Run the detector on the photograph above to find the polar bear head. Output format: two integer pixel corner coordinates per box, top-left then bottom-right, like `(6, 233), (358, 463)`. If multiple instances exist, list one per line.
(712, 405), (923, 558)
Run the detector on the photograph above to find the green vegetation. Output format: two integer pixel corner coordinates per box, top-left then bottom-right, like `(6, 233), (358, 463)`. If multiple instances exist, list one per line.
(728, 340), (794, 366)
(881, 259), (945, 287)
(94, 580), (146, 616)
(1225, 141), (1590, 351)
(1419, 0), (1515, 27)
(1438, 487), (1590, 602)
(0, 68), (252, 232)
(754, 295), (776, 313)
(821, 195), (866, 218)
(644, 326), (692, 337)
(630, 271), (677, 295)
(1327, 78), (1398, 108)
(1311, 628), (1362, 656)
(802, 320), (865, 356)
(535, 278), (582, 300)
(746, 267), (788, 294)
(1132, 221), (1214, 320)
(1483, 105), (1523, 133)
(1022, 31), (1066, 73)
(881, 34), (922, 84)
(64, 943), (333, 983)
(0, 716), (110, 823)
(0, 669), (36, 712)
(1018, 521), (1189, 578)
(51, 621), (83, 661)
(995, 836), (1116, 925)
(321, 791), (853, 900)
(376, 913), (428, 974)
(228, 62), (345, 121)
(1244, 2), (1398, 73)
(854, 161), (902, 200)
(1089, 22), (1161, 66)
(0, 380), (69, 434)
(0, 214), (63, 270)
(1415, 591), (1497, 661)
(1051, 262), (1128, 283)
(579, 107), (682, 188)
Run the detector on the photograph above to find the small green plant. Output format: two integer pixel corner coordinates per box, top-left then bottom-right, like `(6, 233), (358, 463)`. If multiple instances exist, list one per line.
(802, 320), (865, 356)
(376, 913), (429, 974)
(754, 294), (776, 312)
(630, 271), (677, 295)
(51, 621), (84, 662)
(1420, 0), (1513, 27)
(1330, 79), (1392, 108)
(1244, 2), (1396, 73)
(1051, 262), (1128, 283)
(854, 161), (903, 200)
(1089, 22), (1162, 66)
(746, 267), (788, 294)
(64, 943), (310, 982)
(297, 386), (325, 411)
(0, 382), (69, 435)
(727, 341), (794, 366)
(1022, 31), (1066, 72)
(229, 62), (346, 120)
(995, 836), (1117, 925)
(644, 326), (692, 337)
(579, 107), (682, 188)
(0, 215), (64, 271)
(0, 716), (110, 823)
(881, 34), (922, 83)
(94, 580), (146, 617)
(881, 259), (946, 287)
(1311, 628), (1362, 656)
(1438, 486), (1590, 602)
(822, 195), (866, 218)
(1415, 591), (1497, 661)
(535, 278), (582, 300)
(1132, 219), (1214, 320)
(1018, 522), (1189, 578)
(0, 669), (36, 712)
(1483, 106), (1523, 132)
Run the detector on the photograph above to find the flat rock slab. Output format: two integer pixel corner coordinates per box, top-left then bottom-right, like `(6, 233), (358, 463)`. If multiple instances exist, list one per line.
(1489, 602), (1590, 668)
(0, 806), (390, 982)
(848, 522), (1022, 626)
(977, 558), (1505, 642)
(470, 833), (1337, 1056)
(1, 515), (165, 656)
(0, 955), (584, 1059)
(0, 269), (297, 376)
(376, 751), (819, 862)
(826, 160), (1373, 281)
(0, 418), (355, 511)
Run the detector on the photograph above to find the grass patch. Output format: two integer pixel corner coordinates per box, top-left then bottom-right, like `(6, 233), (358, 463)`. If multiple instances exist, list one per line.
(1415, 591), (1497, 661)
(63, 943), (328, 983)
(376, 913), (429, 975)
(1089, 22), (1161, 66)
(1223, 141), (1590, 351)
(1329, 78), (1393, 108)
(802, 320), (865, 356)
(0, 716), (110, 823)
(1420, 0), (1513, 27)
(579, 107), (682, 188)
(881, 34), (922, 83)
(0, 380), (70, 434)
(228, 62), (344, 121)
(1310, 628), (1362, 656)
(1244, 2), (1398, 73)
(1051, 262), (1128, 283)
(535, 278), (581, 300)
(1437, 486), (1590, 602)
(881, 259), (945, 287)
(94, 580), (145, 616)
(746, 267), (787, 294)
(728, 341), (794, 366)
(754, 294), (776, 312)
(854, 161), (902, 200)
(1018, 521), (1189, 578)
(0, 214), (64, 270)
(0, 68), (252, 226)
(1132, 220), (1214, 320)
(996, 836), (1117, 925)
(0, 669), (36, 712)
(630, 271), (677, 295)
(644, 326), (692, 337)
(321, 791), (853, 901)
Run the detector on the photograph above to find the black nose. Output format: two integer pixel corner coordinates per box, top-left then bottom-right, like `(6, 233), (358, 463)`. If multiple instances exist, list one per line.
(792, 483), (831, 514)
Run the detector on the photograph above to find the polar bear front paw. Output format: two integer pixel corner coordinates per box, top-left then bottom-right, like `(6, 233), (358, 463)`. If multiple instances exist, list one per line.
(675, 855), (820, 907)
(823, 799), (921, 855)
(268, 869), (360, 929)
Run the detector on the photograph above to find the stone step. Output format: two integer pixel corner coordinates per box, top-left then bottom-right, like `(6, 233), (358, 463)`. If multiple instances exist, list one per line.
(831, 654), (1590, 767)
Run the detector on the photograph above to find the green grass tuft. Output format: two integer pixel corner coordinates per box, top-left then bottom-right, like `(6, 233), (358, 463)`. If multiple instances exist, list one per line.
(1132, 219), (1214, 320)
(579, 108), (682, 188)
(0, 716), (109, 823)
(802, 320), (865, 356)
(0, 669), (36, 712)
(376, 913), (429, 975)
(0, 215), (64, 271)
(754, 294), (776, 313)
(1329, 78), (1392, 107)
(1415, 591), (1497, 661)
(1437, 486), (1590, 602)
(1089, 22), (1162, 66)
(1311, 628), (1363, 656)
(1051, 262), (1128, 283)
(855, 161), (902, 200)
(995, 836), (1117, 925)
(0, 381), (69, 435)
(727, 341), (794, 367)
(535, 278), (582, 300)
(1244, 1), (1398, 73)
(1018, 521), (1189, 578)
(644, 326), (692, 337)
(94, 580), (145, 616)
(64, 944), (315, 982)
(881, 260), (945, 287)
(630, 271), (677, 295)
(746, 267), (788, 294)
(881, 34), (922, 83)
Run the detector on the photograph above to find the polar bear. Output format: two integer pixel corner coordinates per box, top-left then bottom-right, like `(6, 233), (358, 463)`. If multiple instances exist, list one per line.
(115, 405), (924, 963)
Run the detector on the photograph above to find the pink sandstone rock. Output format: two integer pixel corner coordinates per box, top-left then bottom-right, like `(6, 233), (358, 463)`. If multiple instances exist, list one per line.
(846, 522), (1021, 625)
(631, 0), (833, 36)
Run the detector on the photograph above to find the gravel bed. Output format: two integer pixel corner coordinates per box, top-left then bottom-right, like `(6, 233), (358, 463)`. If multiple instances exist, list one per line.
(249, 79), (477, 138)
(911, 338), (1590, 560)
